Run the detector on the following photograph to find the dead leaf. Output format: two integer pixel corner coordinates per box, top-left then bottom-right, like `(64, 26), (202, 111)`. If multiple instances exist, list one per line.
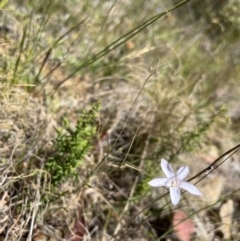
(200, 174), (224, 204)
(33, 231), (48, 241)
(220, 199), (234, 239)
(173, 210), (195, 241)
(65, 207), (86, 241)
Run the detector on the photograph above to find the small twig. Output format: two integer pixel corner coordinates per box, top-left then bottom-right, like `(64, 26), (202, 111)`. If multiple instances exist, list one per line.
(113, 173), (139, 237)
(27, 157), (44, 241)
(113, 119), (158, 239)
(120, 114), (145, 167)
(188, 143), (240, 182)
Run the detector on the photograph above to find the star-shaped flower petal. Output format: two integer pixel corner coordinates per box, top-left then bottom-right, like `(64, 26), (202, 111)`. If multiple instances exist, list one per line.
(148, 159), (202, 205)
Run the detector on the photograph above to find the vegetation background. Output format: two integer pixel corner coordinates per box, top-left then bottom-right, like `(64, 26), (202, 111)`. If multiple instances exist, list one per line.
(1, 0), (240, 240)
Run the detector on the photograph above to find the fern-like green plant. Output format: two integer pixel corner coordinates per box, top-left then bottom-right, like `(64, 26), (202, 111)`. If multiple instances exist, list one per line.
(45, 103), (99, 185)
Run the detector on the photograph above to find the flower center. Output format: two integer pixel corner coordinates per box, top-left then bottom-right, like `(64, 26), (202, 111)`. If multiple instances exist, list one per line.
(170, 178), (179, 187)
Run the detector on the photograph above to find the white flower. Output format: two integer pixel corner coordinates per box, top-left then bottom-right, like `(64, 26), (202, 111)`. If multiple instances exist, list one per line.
(148, 159), (202, 205)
